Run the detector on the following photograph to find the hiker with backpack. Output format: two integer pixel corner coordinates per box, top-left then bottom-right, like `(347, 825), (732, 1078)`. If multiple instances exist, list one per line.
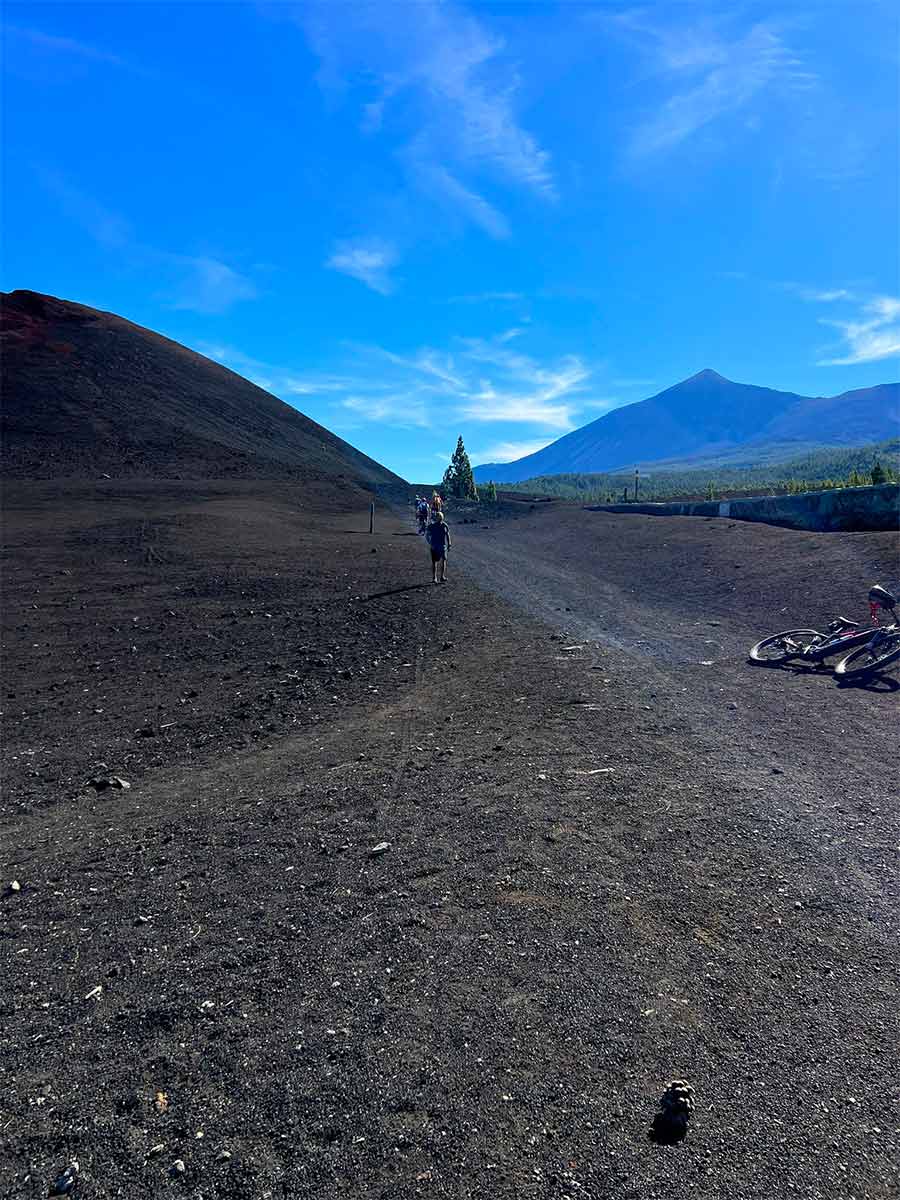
(425, 509), (451, 584)
(416, 496), (429, 533)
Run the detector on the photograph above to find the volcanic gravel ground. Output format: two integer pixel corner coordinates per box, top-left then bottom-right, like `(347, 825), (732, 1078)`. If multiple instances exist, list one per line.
(2, 485), (899, 1200)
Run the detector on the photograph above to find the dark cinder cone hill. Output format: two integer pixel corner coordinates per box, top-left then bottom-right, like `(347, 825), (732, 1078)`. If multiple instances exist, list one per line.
(1, 289), (405, 498)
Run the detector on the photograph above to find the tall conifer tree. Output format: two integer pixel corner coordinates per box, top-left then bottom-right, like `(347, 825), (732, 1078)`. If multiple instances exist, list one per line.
(442, 436), (479, 499)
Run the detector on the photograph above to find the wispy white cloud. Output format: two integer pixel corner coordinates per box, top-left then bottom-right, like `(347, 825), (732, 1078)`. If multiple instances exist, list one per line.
(6, 23), (137, 70)
(412, 160), (511, 239)
(818, 296), (900, 365)
(374, 346), (465, 389)
(195, 326), (623, 444)
(298, 0), (554, 274)
(167, 257), (257, 315)
(37, 169), (256, 314)
(471, 439), (554, 465)
(198, 342), (364, 396)
(780, 281), (856, 303)
(608, 13), (817, 159)
(326, 239), (397, 294)
(459, 388), (577, 430)
(582, 396), (626, 412)
(346, 335), (589, 431)
(411, 6), (555, 198)
(801, 288), (853, 303)
(342, 392), (430, 428)
(452, 342), (589, 429)
(36, 167), (131, 248)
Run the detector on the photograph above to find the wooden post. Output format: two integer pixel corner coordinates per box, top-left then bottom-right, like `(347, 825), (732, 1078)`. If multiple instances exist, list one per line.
(634, 468), (639, 501)
(369, 501), (375, 534)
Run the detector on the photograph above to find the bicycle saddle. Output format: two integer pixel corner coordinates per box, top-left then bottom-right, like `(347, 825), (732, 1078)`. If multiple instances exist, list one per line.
(868, 585), (896, 610)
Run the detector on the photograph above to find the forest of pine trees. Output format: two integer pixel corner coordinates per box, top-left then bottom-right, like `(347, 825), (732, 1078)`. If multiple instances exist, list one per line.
(497, 440), (899, 504)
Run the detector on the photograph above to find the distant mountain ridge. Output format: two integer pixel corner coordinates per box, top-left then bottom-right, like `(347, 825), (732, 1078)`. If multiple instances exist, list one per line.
(473, 369), (900, 483)
(1, 290), (404, 496)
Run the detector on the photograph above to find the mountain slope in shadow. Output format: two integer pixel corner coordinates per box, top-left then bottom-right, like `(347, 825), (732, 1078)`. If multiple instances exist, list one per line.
(1, 290), (404, 499)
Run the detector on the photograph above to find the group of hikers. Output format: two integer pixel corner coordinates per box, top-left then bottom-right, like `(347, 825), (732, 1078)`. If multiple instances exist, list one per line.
(414, 492), (452, 584)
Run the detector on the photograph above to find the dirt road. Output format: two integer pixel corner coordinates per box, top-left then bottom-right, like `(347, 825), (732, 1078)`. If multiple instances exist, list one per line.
(2, 488), (898, 1199)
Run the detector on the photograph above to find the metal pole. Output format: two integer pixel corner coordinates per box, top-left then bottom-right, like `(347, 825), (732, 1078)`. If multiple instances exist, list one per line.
(369, 502), (375, 534)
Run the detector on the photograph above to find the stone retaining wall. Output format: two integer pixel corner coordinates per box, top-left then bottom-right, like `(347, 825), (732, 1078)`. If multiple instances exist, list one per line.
(584, 483), (899, 532)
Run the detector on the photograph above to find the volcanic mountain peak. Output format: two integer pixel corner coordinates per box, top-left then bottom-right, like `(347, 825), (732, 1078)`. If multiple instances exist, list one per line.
(686, 368), (728, 383)
(473, 369), (899, 483)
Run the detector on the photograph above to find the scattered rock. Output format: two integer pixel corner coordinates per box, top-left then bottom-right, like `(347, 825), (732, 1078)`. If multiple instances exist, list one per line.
(154, 1090), (169, 1113)
(369, 841), (391, 857)
(170, 1159), (186, 1176)
(8, 880), (21, 894)
(84, 985), (102, 1000)
(134, 915), (151, 925)
(148, 1144), (165, 1157)
(88, 775), (131, 791)
(216, 1149), (232, 1162)
(649, 1079), (695, 1143)
(49, 1161), (78, 1195)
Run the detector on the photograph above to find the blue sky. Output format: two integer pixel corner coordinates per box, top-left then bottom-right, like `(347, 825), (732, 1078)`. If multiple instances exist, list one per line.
(3, 1), (898, 480)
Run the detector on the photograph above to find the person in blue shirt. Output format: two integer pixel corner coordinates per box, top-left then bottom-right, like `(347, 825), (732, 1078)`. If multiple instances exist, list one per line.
(425, 510), (451, 584)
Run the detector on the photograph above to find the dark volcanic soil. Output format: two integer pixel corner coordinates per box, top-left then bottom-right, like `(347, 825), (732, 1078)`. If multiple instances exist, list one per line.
(2, 485), (898, 1200)
(0, 290), (402, 491)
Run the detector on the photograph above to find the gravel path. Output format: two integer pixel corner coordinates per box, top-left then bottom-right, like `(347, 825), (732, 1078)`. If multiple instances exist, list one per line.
(2, 488), (898, 1199)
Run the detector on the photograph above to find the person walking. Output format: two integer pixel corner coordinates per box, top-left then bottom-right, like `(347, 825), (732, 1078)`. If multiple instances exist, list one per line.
(415, 496), (429, 534)
(426, 510), (451, 584)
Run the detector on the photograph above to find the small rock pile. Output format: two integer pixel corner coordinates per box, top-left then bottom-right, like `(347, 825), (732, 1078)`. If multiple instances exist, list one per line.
(650, 1079), (695, 1142)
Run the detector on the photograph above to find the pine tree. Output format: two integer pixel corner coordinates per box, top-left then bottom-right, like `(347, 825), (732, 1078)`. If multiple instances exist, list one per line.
(443, 436), (479, 500)
(485, 480), (498, 503)
(871, 460), (886, 485)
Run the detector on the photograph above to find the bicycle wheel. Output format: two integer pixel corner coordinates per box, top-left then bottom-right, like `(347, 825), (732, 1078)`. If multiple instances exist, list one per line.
(749, 629), (821, 664)
(834, 630), (900, 680)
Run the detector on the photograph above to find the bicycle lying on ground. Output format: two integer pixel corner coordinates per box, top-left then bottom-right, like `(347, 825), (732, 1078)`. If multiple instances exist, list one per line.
(749, 585), (898, 676)
(834, 586), (900, 680)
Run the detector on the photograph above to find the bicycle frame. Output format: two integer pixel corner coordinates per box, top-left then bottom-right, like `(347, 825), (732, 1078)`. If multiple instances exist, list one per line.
(796, 620), (878, 661)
